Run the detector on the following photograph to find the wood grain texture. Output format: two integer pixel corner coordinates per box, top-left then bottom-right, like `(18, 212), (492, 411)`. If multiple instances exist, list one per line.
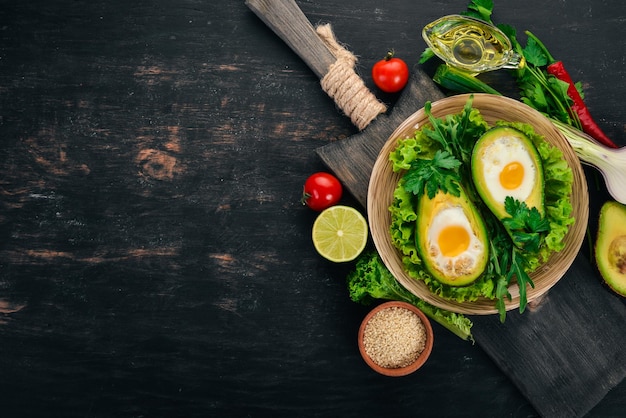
(246, 0), (336, 78)
(472, 255), (626, 418)
(0, 0), (625, 417)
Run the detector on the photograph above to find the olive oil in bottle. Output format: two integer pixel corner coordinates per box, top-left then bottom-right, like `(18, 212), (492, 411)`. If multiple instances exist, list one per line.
(422, 15), (523, 73)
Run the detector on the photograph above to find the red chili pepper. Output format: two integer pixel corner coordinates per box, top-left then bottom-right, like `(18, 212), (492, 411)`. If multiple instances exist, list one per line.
(546, 61), (619, 149)
(526, 31), (619, 149)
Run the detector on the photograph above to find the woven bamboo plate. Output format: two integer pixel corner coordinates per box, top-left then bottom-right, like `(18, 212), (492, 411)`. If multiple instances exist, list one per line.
(367, 93), (589, 315)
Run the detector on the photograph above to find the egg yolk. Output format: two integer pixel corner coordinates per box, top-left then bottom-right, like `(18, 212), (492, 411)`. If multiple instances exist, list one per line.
(499, 161), (525, 190)
(438, 225), (470, 257)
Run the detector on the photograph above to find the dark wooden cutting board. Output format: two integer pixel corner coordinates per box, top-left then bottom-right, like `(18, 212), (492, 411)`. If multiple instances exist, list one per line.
(316, 63), (626, 418)
(247, 1), (626, 416)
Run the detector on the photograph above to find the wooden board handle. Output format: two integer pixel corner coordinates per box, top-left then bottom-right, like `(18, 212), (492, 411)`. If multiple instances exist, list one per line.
(245, 0), (336, 78)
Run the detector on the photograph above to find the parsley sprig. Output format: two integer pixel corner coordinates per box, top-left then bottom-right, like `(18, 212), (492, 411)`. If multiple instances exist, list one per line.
(499, 27), (575, 127)
(403, 150), (462, 198)
(402, 98), (485, 199)
(502, 197), (551, 253)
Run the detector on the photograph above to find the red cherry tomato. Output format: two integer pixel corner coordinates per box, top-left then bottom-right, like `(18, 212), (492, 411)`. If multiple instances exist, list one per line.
(372, 51), (409, 93)
(302, 172), (343, 211)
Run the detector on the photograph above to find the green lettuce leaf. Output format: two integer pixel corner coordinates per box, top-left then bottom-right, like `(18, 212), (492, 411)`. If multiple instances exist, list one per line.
(347, 251), (474, 341)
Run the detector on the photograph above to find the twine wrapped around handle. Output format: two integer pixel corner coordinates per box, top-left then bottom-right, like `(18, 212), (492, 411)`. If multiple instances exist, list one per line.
(245, 0), (386, 131)
(316, 24), (387, 131)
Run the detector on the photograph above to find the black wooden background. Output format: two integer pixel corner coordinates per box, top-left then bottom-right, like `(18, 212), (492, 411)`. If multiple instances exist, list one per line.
(1, 0), (625, 417)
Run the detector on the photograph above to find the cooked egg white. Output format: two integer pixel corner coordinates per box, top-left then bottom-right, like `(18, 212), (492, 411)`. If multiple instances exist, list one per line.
(426, 205), (485, 279)
(479, 135), (537, 203)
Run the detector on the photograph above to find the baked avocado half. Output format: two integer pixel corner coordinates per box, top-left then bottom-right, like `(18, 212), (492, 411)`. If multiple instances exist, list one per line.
(595, 201), (626, 297)
(471, 126), (545, 219)
(416, 186), (489, 287)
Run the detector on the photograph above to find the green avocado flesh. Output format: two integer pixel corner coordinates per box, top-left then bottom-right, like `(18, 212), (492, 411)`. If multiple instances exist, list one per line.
(471, 126), (545, 219)
(595, 201), (626, 297)
(416, 186), (489, 287)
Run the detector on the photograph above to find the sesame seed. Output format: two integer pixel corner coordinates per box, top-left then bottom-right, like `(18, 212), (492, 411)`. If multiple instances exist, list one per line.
(362, 306), (427, 369)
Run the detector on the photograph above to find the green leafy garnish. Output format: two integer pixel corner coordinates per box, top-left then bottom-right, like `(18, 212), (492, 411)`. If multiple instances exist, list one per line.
(494, 275), (510, 322)
(522, 35), (548, 67)
(507, 249), (535, 315)
(424, 98), (486, 167)
(502, 197), (551, 253)
(403, 150), (462, 198)
(463, 0), (493, 22)
(347, 251), (474, 341)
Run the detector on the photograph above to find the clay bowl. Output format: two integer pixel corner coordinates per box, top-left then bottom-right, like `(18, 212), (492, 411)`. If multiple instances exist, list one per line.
(358, 301), (434, 377)
(367, 94), (589, 315)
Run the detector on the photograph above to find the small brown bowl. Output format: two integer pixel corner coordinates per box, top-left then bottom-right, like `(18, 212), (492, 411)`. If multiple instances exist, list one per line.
(358, 301), (434, 376)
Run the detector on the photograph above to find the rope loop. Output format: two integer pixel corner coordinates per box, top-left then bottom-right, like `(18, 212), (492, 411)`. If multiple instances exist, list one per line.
(316, 24), (387, 131)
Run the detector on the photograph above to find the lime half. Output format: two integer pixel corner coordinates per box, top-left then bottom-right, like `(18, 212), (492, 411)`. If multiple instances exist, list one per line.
(312, 205), (368, 262)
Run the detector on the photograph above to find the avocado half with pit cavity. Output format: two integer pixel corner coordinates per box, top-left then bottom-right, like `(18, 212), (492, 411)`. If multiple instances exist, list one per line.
(471, 126), (545, 219)
(595, 201), (626, 297)
(416, 185), (489, 287)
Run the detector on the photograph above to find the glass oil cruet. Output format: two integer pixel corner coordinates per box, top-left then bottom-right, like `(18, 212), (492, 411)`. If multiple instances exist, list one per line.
(422, 14), (523, 73)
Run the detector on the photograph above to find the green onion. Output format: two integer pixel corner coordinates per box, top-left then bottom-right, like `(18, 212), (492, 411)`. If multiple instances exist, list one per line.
(433, 64), (502, 95)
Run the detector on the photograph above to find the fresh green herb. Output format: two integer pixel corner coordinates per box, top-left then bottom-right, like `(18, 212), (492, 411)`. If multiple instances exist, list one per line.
(403, 150), (462, 198)
(502, 197), (551, 253)
(508, 249), (535, 315)
(488, 216), (536, 321)
(494, 275), (509, 322)
(463, 0), (493, 22)
(399, 97), (488, 200)
(485, 225), (511, 321)
(425, 98), (483, 164)
(522, 35), (548, 67)
(346, 251), (474, 341)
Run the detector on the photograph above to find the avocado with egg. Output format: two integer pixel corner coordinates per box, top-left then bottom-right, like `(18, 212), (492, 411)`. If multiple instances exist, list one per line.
(595, 201), (626, 297)
(416, 185), (489, 287)
(471, 126), (545, 219)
